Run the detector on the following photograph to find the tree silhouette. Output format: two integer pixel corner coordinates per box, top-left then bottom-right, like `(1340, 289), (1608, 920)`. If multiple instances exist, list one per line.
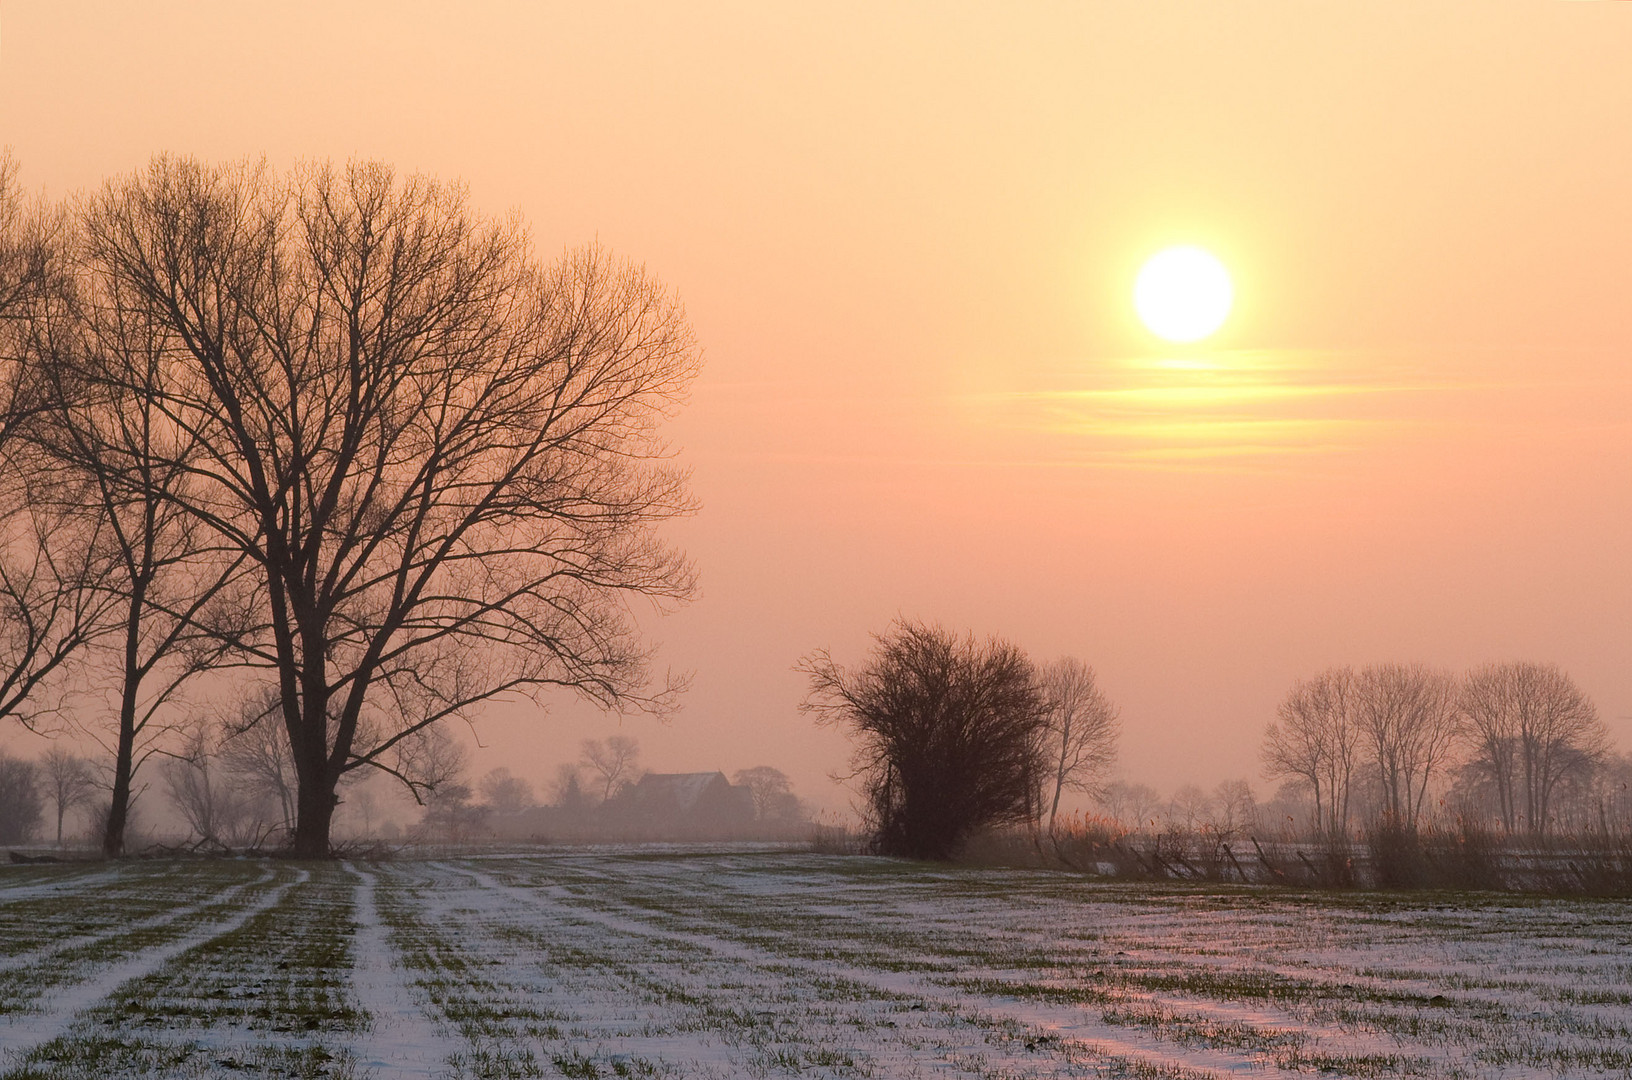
(801, 620), (1048, 861)
(79, 157), (699, 855)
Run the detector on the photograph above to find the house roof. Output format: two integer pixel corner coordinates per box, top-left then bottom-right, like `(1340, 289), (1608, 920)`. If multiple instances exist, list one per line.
(633, 771), (729, 811)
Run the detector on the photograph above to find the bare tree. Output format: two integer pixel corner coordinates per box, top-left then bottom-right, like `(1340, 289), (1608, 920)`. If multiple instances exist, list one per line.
(39, 746), (96, 846)
(1165, 783), (1213, 831)
(216, 691), (298, 836)
(0, 752), (44, 843)
(162, 720), (259, 848)
(1459, 661), (1609, 834)
(82, 157), (699, 855)
(1353, 663), (1460, 828)
(414, 731), (483, 840)
(548, 763), (591, 813)
(0, 158), (121, 741)
(581, 735), (642, 802)
(479, 767), (535, 814)
(1211, 778), (1258, 837)
(1262, 667), (1361, 836)
(1097, 780), (1162, 829)
(0, 507), (120, 733)
(732, 765), (795, 821)
(1037, 657), (1119, 834)
(0, 153), (60, 446)
(800, 620), (1048, 861)
(33, 289), (252, 856)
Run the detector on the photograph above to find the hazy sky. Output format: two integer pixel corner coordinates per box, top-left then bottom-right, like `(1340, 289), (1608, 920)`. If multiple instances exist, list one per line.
(2, 2), (1628, 814)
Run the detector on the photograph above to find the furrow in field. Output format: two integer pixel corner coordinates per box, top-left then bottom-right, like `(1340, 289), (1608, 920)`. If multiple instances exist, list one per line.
(0, 866), (286, 1016)
(0, 865), (126, 906)
(345, 862), (457, 1077)
(392, 861), (1055, 1077)
(0, 865), (227, 964)
(0, 867), (271, 976)
(521, 852), (1631, 1074)
(0, 867), (308, 1064)
(431, 860), (1312, 1079)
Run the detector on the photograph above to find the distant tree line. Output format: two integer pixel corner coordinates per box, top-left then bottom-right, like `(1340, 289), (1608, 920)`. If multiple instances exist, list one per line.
(1262, 661), (1619, 838)
(0, 153), (698, 856)
(412, 736), (813, 843)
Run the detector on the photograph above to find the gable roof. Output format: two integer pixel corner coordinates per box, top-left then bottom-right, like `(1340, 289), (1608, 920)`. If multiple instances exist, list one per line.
(632, 771), (729, 812)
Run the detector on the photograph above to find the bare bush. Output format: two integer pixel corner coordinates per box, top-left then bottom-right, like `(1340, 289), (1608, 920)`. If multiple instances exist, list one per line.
(800, 620), (1048, 861)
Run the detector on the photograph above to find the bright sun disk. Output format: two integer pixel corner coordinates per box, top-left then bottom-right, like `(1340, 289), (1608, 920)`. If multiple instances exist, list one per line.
(1134, 246), (1233, 343)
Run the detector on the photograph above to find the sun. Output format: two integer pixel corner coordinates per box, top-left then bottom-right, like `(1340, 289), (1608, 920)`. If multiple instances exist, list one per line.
(1134, 246), (1233, 343)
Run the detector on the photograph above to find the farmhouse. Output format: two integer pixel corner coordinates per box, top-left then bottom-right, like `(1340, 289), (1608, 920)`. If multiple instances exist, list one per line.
(613, 771), (758, 837)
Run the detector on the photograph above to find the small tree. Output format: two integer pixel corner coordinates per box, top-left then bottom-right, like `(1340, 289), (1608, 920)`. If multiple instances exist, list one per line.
(1098, 780), (1163, 829)
(549, 764), (592, 814)
(40, 746), (96, 846)
(800, 620), (1048, 861)
(1037, 657), (1119, 834)
(162, 721), (261, 848)
(216, 693), (297, 837)
(1211, 779), (1258, 837)
(1459, 662), (1609, 834)
(1353, 663), (1460, 829)
(479, 767), (535, 814)
(732, 765), (793, 820)
(1262, 667), (1361, 837)
(581, 736), (642, 802)
(0, 752), (44, 843)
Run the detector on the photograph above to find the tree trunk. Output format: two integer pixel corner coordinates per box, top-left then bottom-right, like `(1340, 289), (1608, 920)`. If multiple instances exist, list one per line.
(102, 578), (149, 859)
(102, 715), (135, 857)
(288, 656), (339, 858)
(291, 776), (337, 857)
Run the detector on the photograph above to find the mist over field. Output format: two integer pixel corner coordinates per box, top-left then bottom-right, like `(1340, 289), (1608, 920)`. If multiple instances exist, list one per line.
(0, 2), (1626, 821)
(1, 5), (1630, 1077)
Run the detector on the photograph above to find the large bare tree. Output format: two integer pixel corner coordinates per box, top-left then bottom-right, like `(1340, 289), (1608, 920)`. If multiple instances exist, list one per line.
(1037, 657), (1119, 834)
(81, 157), (699, 855)
(1459, 661), (1608, 834)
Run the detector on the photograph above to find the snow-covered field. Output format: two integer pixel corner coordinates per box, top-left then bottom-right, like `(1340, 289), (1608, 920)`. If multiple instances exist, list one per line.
(2, 849), (1629, 1079)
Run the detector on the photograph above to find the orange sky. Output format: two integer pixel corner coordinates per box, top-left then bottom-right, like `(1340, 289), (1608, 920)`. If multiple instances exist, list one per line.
(3, 2), (1629, 813)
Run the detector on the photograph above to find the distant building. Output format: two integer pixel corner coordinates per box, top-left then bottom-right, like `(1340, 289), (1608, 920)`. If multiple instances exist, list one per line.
(488, 770), (761, 842)
(616, 772), (758, 838)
